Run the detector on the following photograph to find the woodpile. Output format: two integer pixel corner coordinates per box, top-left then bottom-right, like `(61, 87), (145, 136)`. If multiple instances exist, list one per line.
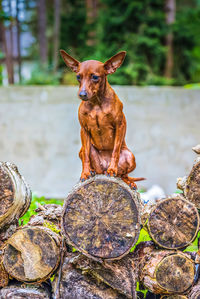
(0, 144), (200, 298)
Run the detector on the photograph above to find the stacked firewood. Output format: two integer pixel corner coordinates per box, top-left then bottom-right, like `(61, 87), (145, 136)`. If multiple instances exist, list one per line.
(0, 145), (200, 298)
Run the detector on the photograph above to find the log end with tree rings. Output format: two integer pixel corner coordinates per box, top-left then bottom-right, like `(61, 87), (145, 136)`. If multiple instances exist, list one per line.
(3, 226), (60, 283)
(185, 160), (200, 209)
(147, 196), (199, 249)
(141, 251), (195, 294)
(155, 253), (195, 293)
(0, 162), (31, 229)
(62, 175), (141, 261)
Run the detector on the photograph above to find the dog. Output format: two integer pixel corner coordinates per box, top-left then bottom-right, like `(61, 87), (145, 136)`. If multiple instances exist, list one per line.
(60, 50), (145, 189)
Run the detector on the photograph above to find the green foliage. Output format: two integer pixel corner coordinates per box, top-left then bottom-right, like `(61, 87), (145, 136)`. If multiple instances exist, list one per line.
(25, 65), (61, 85)
(22, 0), (200, 86)
(20, 193), (63, 225)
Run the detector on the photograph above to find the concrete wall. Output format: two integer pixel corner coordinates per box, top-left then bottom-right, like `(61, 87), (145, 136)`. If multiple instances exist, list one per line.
(0, 86), (199, 198)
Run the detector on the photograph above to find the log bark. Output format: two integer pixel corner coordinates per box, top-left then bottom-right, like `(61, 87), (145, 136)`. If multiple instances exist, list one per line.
(188, 279), (200, 299)
(161, 296), (187, 299)
(62, 175), (141, 261)
(0, 251), (9, 288)
(0, 162), (31, 246)
(140, 250), (195, 294)
(28, 203), (62, 229)
(147, 196), (199, 249)
(52, 253), (127, 299)
(0, 282), (51, 299)
(3, 226), (60, 283)
(185, 159), (200, 209)
(72, 252), (137, 298)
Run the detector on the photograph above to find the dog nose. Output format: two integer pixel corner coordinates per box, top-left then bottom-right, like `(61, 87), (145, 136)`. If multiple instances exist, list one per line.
(79, 91), (88, 100)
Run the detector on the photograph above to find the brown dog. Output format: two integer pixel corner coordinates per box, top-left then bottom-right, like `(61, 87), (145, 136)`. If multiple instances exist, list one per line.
(60, 50), (144, 189)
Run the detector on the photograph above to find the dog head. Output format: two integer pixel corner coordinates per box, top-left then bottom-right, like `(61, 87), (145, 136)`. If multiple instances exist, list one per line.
(60, 50), (126, 101)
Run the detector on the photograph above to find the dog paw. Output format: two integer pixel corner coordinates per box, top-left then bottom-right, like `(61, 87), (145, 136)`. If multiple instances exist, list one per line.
(106, 167), (117, 177)
(80, 171), (92, 182)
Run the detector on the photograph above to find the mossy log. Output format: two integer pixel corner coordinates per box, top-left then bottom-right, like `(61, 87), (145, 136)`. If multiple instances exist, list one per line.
(0, 282), (51, 299)
(28, 203), (62, 232)
(62, 175), (141, 261)
(3, 226), (60, 283)
(52, 253), (127, 299)
(72, 252), (137, 298)
(188, 279), (200, 299)
(0, 162), (31, 233)
(147, 196), (199, 249)
(140, 250), (195, 294)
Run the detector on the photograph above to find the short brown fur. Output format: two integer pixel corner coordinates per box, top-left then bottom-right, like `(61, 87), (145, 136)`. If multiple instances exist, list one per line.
(60, 50), (145, 188)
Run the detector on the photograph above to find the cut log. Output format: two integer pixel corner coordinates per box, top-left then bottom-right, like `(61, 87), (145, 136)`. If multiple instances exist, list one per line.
(140, 250), (195, 294)
(72, 252), (137, 298)
(185, 159), (200, 209)
(62, 175), (141, 261)
(28, 203), (62, 231)
(0, 282), (51, 298)
(147, 196), (199, 249)
(0, 251), (8, 288)
(161, 296), (187, 299)
(52, 253), (127, 299)
(188, 279), (200, 299)
(0, 162), (31, 230)
(3, 226), (60, 283)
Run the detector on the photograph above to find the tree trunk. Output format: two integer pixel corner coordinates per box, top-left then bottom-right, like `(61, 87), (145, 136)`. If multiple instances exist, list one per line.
(16, 0), (22, 83)
(8, 0), (14, 84)
(53, 0), (61, 72)
(86, 0), (98, 46)
(0, 2), (14, 84)
(52, 252), (127, 299)
(164, 0), (176, 79)
(38, 0), (48, 66)
(0, 282), (51, 298)
(0, 162), (31, 247)
(72, 252), (138, 298)
(3, 226), (60, 283)
(140, 250), (195, 294)
(62, 175), (141, 261)
(147, 196), (199, 249)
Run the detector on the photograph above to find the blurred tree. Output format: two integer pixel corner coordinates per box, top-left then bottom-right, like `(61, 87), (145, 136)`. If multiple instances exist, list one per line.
(38, 0), (47, 65)
(86, 0), (98, 46)
(53, 0), (61, 71)
(0, 0), (14, 84)
(16, 0), (22, 82)
(164, 0), (176, 78)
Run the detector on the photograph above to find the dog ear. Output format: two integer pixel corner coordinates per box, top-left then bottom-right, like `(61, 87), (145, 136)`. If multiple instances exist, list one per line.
(60, 50), (80, 72)
(104, 51), (126, 74)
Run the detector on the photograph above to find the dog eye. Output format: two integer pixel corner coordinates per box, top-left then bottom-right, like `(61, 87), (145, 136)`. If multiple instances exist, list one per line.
(76, 75), (81, 81)
(92, 75), (99, 81)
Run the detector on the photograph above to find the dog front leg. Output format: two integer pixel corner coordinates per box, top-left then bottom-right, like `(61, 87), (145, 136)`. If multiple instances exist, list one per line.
(80, 127), (92, 181)
(107, 119), (126, 177)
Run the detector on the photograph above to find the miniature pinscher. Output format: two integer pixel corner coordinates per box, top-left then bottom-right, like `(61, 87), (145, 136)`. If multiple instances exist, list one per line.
(60, 50), (145, 189)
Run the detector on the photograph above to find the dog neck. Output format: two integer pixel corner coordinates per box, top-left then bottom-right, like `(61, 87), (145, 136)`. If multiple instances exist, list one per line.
(87, 77), (115, 106)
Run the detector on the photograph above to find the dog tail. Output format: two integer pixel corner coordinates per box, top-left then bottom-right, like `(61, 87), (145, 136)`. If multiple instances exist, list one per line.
(132, 177), (146, 182)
